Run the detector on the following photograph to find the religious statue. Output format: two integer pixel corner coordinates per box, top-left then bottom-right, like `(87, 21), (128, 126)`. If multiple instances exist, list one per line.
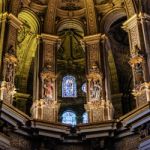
(0, 81), (16, 104)
(90, 79), (102, 100)
(5, 62), (14, 83)
(134, 63), (144, 86)
(43, 79), (54, 100)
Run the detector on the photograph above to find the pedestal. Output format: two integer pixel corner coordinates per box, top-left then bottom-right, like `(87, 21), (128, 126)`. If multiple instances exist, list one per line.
(85, 100), (114, 123)
(31, 99), (60, 122)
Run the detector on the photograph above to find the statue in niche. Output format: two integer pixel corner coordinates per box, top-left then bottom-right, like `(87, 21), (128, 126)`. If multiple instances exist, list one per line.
(43, 79), (54, 100)
(5, 62), (14, 83)
(90, 79), (102, 100)
(0, 81), (16, 104)
(134, 63), (144, 86)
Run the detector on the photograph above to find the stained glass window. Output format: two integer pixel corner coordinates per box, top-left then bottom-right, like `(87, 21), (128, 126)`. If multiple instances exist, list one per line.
(62, 75), (77, 97)
(82, 82), (87, 93)
(62, 111), (77, 126)
(82, 112), (88, 124)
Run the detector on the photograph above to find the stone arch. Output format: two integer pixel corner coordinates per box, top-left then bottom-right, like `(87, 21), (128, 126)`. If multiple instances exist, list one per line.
(100, 8), (126, 33)
(57, 19), (84, 34)
(100, 8), (127, 94)
(16, 9), (40, 92)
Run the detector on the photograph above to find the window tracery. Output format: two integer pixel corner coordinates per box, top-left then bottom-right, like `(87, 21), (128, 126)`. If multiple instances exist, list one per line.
(62, 111), (77, 126)
(62, 75), (77, 97)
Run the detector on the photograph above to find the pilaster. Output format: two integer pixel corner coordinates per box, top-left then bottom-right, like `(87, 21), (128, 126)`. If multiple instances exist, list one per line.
(123, 14), (150, 107)
(0, 46), (18, 105)
(31, 34), (61, 122)
(83, 34), (113, 123)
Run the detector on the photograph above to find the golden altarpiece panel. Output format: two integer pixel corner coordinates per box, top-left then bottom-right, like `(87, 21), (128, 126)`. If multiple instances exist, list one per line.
(0, 0), (150, 150)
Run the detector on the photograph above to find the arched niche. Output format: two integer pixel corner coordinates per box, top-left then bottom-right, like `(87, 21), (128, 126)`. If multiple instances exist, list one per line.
(100, 8), (134, 116)
(61, 110), (77, 126)
(100, 8), (127, 33)
(56, 19), (86, 124)
(100, 8), (127, 95)
(57, 19), (84, 34)
(16, 9), (40, 92)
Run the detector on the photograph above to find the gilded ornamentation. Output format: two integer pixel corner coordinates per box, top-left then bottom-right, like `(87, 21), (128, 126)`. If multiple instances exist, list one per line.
(124, 0), (135, 17)
(43, 43), (55, 72)
(41, 68), (56, 101)
(1, 46), (17, 105)
(84, 0), (97, 34)
(130, 26), (139, 49)
(44, 0), (58, 33)
(31, 99), (60, 122)
(0, 81), (16, 104)
(85, 100), (114, 122)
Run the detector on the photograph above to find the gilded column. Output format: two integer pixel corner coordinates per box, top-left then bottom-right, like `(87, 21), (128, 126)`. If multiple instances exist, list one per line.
(31, 34), (60, 122)
(84, 34), (113, 123)
(0, 14), (21, 105)
(0, 12), (7, 74)
(123, 14), (150, 107)
(84, 0), (97, 35)
(123, 0), (136, 18)
(0, 46), (17, 104)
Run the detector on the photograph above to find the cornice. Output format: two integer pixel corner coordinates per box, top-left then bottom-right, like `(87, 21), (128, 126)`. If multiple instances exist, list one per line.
(41, 33), (61, 44)
(8, 13), (23, 29)
(119, 102), (150, 130)
(83, 34), (101, 44)
(95, 3), (114, 15)
(22, 0), (47, 14)
(122, 14), (138, 30)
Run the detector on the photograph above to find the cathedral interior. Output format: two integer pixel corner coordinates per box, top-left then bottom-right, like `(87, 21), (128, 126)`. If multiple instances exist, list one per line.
(0, 0), (150, 149)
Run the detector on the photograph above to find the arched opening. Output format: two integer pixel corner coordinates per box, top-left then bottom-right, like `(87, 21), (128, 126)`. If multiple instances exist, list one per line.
(100, 9), (135, 117)
(57, 20), (86, 124)
(62, 75), (77, 98)
(82, 112), (88, 124)
(61, 110), (77, 126)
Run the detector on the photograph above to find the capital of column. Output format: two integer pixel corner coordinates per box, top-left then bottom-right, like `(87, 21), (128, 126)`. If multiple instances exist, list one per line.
(83, 34), (101, 44)
(8, 13), (23, 29)
(41, 33), (61, 44)
(41, 70), (56, 81)
(0, 12), (8, 22)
